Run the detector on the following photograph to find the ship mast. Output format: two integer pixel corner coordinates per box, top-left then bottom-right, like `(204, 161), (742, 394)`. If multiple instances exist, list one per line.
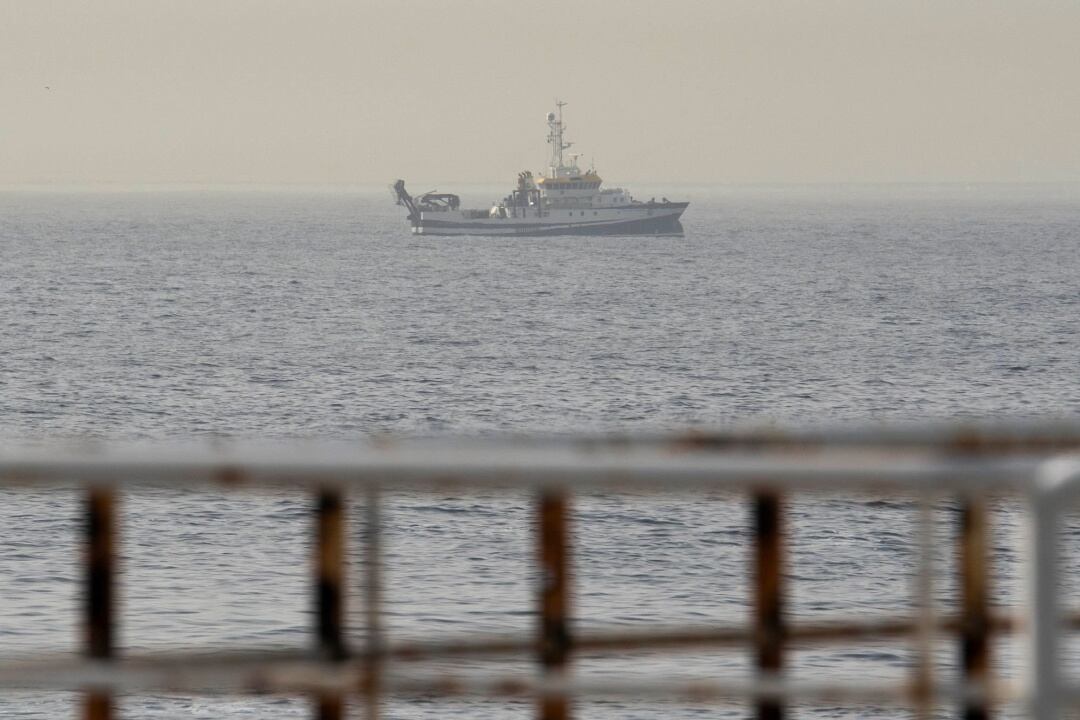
(546, 100), (573, 177)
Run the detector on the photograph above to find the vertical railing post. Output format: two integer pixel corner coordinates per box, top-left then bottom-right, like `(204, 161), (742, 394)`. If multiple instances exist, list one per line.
(959, 497), (991, 720)
(1030, 462), (1077, 720)
(315, 489), (346, 720)
(362, 488), (383, 720)
(84, 488), (116, 720)
(538, 491), (572, 720)
(913, 497), (936, 720)
(753, 491), (784, 720)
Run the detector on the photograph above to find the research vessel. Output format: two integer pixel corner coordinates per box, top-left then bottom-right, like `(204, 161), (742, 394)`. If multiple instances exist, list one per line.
(392, 102), (687, 236)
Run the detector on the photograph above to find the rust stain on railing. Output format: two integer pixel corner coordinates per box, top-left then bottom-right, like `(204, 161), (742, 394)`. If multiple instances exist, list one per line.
(754, 492), (785, 720)
(316, 489), (346, 719)
(361, 488), (383, 720)
(538, 491), (572, 720)
(84, 488), (116, 720)
(960, 498), (992, 720)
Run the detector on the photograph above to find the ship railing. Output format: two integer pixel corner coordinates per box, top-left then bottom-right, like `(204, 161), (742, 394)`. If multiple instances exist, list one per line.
(3, 421), (1080, 719)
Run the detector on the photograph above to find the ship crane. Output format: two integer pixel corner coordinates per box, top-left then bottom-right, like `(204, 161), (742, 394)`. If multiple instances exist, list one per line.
(391, 180), (419, 221)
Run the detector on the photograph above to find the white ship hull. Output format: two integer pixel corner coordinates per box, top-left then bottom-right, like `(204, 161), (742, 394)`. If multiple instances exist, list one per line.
(414, 203), (687, 237)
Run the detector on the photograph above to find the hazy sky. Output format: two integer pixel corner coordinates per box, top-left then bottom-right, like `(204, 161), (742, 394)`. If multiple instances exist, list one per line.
(2, 1), (1078, 185)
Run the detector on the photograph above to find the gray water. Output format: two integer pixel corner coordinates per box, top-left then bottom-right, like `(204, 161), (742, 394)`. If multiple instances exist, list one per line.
(1, 185), (1079, 718)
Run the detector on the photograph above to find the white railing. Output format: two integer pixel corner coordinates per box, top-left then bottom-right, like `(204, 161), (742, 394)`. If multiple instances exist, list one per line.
(2, 422), (1080, 720)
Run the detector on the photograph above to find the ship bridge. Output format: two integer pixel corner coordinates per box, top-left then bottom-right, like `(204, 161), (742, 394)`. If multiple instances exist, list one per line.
(538, 170), (634, 208)
(537, 172), (602, 193)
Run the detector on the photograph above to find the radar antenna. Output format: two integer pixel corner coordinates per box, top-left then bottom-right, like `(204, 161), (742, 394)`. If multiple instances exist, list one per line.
(546, 100), (573, 177)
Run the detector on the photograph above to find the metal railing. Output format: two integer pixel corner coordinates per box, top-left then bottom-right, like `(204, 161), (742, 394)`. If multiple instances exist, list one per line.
(2, 422), (1080, 719)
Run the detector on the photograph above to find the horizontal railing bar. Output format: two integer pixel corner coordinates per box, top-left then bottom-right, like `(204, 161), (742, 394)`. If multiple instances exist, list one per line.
(0, 657), (1022, 706)
(402, 605), (1080, 649)
(567, 420), (1080, 455)
(0, 607), (1072, 677)
(0, 444), (1048, 492)
(393, 614), (1022, 658)
(385, 672), (1020, 707)
(8, 419), (1079, 464)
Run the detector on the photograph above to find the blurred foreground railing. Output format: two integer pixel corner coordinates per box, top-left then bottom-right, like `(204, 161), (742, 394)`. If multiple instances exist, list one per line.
(4, 422), (1080, 719)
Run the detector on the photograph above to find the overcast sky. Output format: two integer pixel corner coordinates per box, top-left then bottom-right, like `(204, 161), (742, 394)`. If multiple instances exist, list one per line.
(2, 0), (1078, 186)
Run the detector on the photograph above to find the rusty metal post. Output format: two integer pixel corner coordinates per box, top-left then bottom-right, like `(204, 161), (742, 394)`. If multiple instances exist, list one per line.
(315, 490), (346, 720)
(538, 492), (572, 720)
(84, 489), (116, 720)
(913, 497), (936, 720)
(362, 488), (382, 720)
(753, 492), (784, 720)
(960, 498), (991, 720)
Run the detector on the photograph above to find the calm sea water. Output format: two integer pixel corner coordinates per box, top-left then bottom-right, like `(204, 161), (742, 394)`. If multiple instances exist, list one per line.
(1, 185), (1079, 718)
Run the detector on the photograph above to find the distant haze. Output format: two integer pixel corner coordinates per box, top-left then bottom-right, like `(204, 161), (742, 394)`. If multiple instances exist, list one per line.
(2, 0), (1078, 186)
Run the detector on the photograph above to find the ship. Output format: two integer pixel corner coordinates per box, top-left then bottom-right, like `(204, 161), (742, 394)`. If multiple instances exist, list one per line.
(392, 102), (688, 237)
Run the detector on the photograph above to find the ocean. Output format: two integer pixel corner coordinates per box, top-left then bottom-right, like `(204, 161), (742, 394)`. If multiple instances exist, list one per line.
(1, 184), (1079, 718)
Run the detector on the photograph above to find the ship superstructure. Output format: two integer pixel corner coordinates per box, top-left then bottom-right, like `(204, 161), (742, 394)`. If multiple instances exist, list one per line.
(393, 102), (687, 236)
